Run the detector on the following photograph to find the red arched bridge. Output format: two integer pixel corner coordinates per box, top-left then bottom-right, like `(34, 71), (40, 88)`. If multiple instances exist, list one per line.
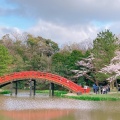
(0, 71), (90, 94)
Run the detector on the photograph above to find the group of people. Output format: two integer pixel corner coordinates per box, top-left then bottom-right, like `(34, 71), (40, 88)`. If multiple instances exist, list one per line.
(93, 84), (110, 94)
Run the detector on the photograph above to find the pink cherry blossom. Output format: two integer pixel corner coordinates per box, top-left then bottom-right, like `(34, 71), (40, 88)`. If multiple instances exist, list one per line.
(100, 50), (120, 82)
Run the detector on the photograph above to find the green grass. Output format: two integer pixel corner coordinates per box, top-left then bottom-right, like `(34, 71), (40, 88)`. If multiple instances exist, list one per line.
(36, 90), (120, 101)
(0, 90), (11, 94)
(1, 89), (120, 101)
(36, 90), (67, 96)
(64, 93), (120, 101)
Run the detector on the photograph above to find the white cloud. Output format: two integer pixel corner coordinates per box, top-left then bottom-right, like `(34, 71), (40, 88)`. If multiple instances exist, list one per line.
(0, 26), (22, 39)
(108, 22), (120, 35)
(7, 0), (120, 24)
(1, 0), (120, 46)
(0, 19), (118, 46)
(28, 20), (98, 45)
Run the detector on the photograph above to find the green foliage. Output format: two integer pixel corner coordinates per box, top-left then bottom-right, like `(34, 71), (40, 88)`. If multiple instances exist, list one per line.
(52, 50), (85, 78)
(45, 39), (59, 53)
(77, 76), (86, 86)
(92, 29), (118, 82)
(92, 29), (117, 69)
(28, 55), (48, 71)
(0, 44), (12, 76)
(68, 50), (84, 69)
(27, 35), (39, 47)
(26, 35), (59, 57)
(95, 72), (110, 81)
(0, 34), (59, 73)
(51, 51), (70, 77)
(84, 50), (91, 57)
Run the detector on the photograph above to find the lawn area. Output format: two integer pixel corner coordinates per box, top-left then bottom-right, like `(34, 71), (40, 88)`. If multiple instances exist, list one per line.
(36, 90), (67, 96)
(64, 92), (120, 101)
(0, 89), (11, 94)
(1, 89), (120, 101)
(36, 90), (120, 101)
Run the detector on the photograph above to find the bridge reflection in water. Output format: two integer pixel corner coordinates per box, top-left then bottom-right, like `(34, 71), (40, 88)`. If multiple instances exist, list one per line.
(0, 109), (74, 120)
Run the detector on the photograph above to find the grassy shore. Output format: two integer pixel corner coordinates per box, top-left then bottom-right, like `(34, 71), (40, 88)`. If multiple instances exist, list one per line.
(64, 92), (120, 101)
(1, 89), (120, 101)
(36, 90), (120, 101)
(0, 89), (11, 94)
(36, 90), (67, 96)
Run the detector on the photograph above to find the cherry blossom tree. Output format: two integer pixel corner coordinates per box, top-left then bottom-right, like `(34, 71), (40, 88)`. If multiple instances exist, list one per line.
(71, 30), (118, 85)
(71, 54), (96, 83)
(100, 50), (120, 88)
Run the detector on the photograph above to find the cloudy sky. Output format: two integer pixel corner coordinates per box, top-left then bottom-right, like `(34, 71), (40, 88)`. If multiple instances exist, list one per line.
(0, 0), (120, 45)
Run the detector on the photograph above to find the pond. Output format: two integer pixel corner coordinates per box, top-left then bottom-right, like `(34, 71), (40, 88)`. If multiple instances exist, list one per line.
(0, 92), (120, 120)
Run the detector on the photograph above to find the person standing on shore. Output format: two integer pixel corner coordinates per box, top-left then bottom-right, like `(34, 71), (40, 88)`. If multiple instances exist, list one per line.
(93, 84), (96, 93)
(95, 85), (99, 94)
(100, 85), (103, 94)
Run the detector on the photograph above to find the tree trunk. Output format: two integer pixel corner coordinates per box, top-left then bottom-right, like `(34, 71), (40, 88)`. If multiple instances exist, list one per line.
(115, 80), (118, 91)
(110, 81), (114, 89)
(83, 73), (95, 83)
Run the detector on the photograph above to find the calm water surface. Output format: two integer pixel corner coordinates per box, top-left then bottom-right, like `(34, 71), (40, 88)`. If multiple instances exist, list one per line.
(0, 92), (120, 120)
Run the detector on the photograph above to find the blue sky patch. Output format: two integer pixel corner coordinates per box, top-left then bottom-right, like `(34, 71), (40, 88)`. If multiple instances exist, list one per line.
(0, 15), (35, 30)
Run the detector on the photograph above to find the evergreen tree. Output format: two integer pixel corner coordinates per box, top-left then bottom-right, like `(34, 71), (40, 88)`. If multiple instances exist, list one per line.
(92, 29), (118, 83)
